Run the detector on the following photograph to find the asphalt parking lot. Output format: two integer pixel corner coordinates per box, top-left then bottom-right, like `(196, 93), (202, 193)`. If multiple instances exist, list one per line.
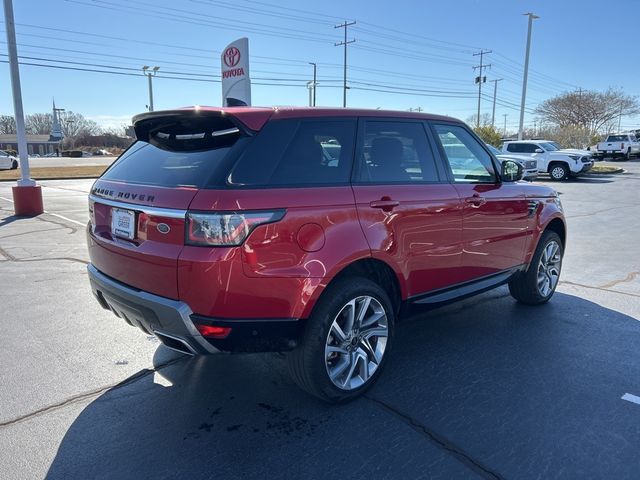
(1, 163), (639, 479)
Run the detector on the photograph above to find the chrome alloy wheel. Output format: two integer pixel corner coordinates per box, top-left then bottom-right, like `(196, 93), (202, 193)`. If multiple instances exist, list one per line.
(551, 166), (566, 180)
(537, 240), (562, 297)
(325, 296), (389, 391)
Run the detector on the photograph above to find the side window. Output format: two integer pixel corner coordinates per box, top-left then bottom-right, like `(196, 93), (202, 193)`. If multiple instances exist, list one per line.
(357, 121), (439, 183)
(526, 144), (541, 153)
(432, 124), (497, 183)
(506, 143), (520, 153)
(229, 119), (356, 187)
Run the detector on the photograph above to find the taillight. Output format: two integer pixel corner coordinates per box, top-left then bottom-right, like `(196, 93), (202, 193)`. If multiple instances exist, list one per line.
(195, 324), (232, 339)
(185, 210), (285, 247)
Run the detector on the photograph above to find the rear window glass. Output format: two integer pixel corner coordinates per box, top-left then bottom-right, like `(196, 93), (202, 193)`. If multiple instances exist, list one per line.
(101, 142), (241, 188)
(101, 114), (246, 188)
(229, 119), (356, 187)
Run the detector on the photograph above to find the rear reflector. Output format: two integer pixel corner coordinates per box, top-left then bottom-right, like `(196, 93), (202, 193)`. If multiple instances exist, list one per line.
(195, 324), (232, 339)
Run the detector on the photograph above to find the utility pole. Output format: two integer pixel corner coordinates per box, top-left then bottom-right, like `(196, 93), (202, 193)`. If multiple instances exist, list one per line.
(503, 114), (508, 137)
(4, 0), (43, 215)
(142, 66), (160, 111)
(518, 12), (539, 140)
(308, 62), (317, 106)
(489, 78), (503, 127)
(473, 50), (491, 127)
(334, 20), (356, 108)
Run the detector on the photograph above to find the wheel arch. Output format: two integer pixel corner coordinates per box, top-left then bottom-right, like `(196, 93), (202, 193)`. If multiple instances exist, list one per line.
(302, 257), (404, 319)
(544, 217), (566, 247)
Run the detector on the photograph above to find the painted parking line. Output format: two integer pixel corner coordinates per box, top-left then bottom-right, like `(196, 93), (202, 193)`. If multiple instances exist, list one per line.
(0, 195), (86, 227)
(621, 393), (640, 405)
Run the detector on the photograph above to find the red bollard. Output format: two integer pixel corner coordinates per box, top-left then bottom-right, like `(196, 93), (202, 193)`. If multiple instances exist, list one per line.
(12, 185), (44, 216)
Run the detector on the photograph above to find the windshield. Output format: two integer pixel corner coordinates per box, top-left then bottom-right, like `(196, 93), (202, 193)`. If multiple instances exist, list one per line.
(540, 142), (559, 151)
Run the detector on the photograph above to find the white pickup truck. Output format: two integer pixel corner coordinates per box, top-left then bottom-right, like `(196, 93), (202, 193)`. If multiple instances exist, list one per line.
(596, 133), (640, 160)
(501, 140), (593, 181)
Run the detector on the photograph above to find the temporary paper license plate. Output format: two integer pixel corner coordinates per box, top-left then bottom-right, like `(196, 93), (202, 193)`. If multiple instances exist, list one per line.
(111, 208), (136, 239)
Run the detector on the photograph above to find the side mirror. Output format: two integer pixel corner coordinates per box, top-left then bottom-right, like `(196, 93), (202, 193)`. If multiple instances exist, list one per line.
(534, 148), (544, 153)
(501, 160), (523, 182)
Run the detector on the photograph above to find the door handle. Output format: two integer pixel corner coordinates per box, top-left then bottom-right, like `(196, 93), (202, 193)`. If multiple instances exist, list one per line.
(369, 198), (400, 211)
(464, 194), (486, 207)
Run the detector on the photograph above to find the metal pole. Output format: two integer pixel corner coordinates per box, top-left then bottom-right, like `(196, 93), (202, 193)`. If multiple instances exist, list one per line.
(518, 13), (539, 140)
(490, 79), (503, 127)
(309, 62), (317, 106)
(503, 114), (508, 137)
(3, 0), (33, 186)
(147, 73), (154, 111)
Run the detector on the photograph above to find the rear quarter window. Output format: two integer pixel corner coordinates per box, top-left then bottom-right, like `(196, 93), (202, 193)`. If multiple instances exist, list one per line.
(228, 119), (357, 187)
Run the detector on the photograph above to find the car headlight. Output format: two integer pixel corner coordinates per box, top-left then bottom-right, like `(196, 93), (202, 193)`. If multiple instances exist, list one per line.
(567, 154), (580, 161)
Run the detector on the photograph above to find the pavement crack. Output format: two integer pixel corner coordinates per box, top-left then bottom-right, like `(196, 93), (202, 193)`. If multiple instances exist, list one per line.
(0, 356), (187, 429)
(598, 271), (640, 289)
(559, 280), (640, 298)
(365, 395), (504, 480)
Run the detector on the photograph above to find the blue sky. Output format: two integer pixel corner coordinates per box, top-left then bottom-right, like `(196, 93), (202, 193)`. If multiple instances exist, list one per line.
(1, 0), (638, 131)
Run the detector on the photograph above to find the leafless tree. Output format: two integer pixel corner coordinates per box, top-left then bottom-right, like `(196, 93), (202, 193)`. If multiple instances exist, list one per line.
(60, 112), (102, 137)
(466, 113), (493, 128)
(0, 115), (16, 134)
(26, 113), (53, 134)
(536, 88), (640, 135)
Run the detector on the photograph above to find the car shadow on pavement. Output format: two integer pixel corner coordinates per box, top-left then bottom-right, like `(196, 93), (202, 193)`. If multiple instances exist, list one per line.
(44, 289), (640, 480)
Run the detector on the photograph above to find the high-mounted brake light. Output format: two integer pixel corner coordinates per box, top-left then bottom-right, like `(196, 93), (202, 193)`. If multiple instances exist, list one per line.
(185, 210), (285, 247)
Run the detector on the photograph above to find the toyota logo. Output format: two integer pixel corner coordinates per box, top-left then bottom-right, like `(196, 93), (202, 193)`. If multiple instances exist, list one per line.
(223, 47), (241, 67)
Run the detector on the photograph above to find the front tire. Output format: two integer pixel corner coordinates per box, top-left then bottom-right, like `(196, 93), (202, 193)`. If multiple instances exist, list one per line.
(549, 163), (569, 181)
(10, 160), (18, 170)
(287, 277), (394, 403)
(509, 231), (563, 305)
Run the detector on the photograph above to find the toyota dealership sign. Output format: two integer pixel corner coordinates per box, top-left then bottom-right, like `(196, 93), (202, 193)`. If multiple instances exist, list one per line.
(221, 38), (251, 106)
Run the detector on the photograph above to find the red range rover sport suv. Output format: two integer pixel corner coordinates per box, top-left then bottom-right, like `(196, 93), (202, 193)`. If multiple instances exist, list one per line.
(87, 106), (566, 402)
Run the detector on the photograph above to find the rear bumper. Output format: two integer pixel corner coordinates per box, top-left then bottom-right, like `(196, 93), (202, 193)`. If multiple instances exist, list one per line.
(88, 264), (303, 354)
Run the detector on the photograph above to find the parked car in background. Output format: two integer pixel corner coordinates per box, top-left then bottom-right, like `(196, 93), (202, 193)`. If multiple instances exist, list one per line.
(0, 150), (18, 170)
(544, 141), (595, 160)
(486, 144), (538, 180)
(596, 133), (640, 160)
(87, 106), (566, 402)
(502, 140), (593, 181)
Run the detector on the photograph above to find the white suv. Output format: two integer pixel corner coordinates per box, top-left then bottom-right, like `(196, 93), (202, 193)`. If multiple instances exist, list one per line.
(502, 140), (593, 181)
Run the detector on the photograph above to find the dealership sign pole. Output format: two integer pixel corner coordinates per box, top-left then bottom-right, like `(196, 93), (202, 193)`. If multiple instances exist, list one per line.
(3, 0), (43, 215)
(221, 38), (251, 107)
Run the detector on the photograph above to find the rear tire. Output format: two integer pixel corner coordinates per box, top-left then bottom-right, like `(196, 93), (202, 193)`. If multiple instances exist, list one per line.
(509, 231), (563, 305)
(549, 163), (569, 181)
(287, 277), (394, 403)
(625, 148), (631, 161)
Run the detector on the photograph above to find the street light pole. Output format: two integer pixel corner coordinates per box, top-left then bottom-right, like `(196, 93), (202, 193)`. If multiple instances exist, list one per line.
(142, 66), (160, 111)
(503, 113), (508, 137)
(308, 62), (317, 106)
(518, 12), (539, 140)
(3, 0), (43, 215)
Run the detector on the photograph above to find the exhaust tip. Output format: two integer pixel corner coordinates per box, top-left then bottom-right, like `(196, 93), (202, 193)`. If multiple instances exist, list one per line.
(154, 331), (196, 355)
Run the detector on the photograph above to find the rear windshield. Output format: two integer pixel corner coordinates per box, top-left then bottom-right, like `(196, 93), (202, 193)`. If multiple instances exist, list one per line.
(100, 114), (246, 188)
(102, 142), (244, 188)
(606, 135), (627, 142)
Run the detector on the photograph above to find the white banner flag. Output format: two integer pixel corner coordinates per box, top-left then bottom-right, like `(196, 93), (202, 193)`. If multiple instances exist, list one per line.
(221, 38), (251, 107)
